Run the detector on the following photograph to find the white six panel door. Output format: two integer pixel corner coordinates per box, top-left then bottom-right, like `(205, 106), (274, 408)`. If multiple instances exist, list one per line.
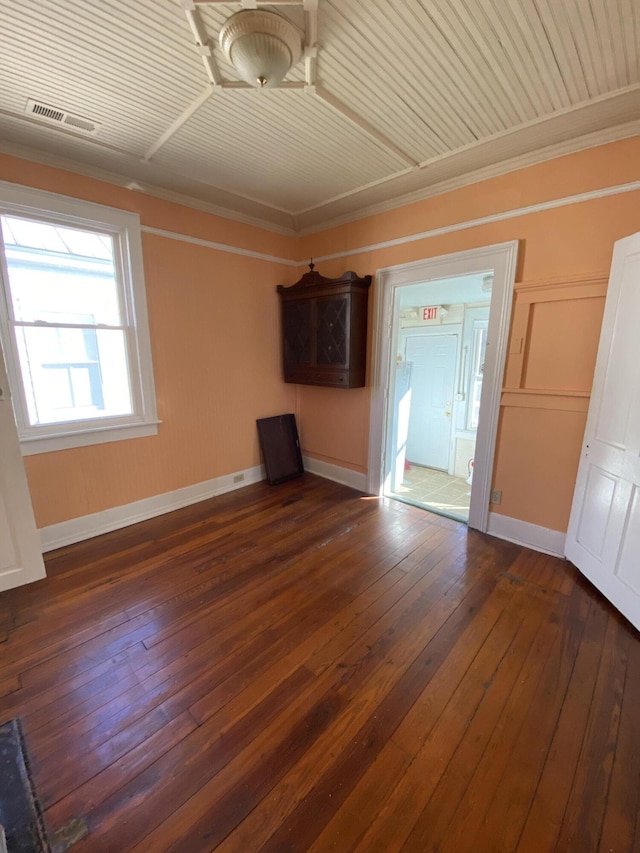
(565, 232), (640, 631)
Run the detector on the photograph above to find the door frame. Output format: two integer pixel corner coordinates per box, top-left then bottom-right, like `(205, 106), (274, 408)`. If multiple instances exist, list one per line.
(399, 326), (462, 475)
(367, 241), (518, 532)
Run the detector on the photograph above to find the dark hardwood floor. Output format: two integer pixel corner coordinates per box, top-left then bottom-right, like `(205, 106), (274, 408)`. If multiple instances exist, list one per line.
(0, 474), (638, 852)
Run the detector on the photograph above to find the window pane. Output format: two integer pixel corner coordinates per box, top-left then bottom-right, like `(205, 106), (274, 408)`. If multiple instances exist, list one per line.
(1, 216), (122, 325)
(15, 326), (133, 425)
(469, 326), (488, 430)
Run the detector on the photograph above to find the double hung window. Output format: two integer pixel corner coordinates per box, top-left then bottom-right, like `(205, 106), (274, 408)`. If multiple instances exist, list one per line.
(0, 184), (158, 454)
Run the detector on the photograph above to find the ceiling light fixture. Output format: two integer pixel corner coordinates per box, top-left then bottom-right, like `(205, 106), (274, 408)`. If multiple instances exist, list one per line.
(219, 9), (303, 89)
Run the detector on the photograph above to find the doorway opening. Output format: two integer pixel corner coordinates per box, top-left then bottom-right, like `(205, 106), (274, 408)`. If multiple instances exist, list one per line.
(368, 242), (518, 532)
(389, 284), (490, 522)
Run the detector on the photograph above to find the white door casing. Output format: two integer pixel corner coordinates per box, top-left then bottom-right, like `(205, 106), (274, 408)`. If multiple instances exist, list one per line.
(0, 344), (46, 591)
(368, 241), (518, 532)
(565, 232), (640, 631)
(404, 333), (458, 471)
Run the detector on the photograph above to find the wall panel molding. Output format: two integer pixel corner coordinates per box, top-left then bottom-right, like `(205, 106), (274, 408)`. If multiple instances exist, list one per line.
(500, 390), (590, 412)
(504, 275), (608, 393)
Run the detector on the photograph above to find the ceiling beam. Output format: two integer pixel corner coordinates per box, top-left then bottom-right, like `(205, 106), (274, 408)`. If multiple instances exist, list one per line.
(182, 1), (222, 85)
(305, 47), (318, 85)
(304, 0), (318, 45)
(183, 4), (208, 43)
(303, 0), (318, 84)
(311, 85), (418, 167)
(143, 86), (214, 161)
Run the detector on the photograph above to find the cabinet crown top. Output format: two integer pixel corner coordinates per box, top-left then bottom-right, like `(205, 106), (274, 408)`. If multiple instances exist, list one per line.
(277, 268), (372, 293)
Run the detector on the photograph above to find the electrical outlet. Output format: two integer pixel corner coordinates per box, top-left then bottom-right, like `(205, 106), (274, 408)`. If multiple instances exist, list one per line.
(490, 488), (502, 505)
(233, 473), (245, 484)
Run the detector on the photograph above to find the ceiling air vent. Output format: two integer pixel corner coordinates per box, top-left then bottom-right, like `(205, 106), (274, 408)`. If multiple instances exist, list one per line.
(25, 99), (101, 136)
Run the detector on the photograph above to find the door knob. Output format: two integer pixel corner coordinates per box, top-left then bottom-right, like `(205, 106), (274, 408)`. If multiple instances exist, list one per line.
(445, 411), (451, 417)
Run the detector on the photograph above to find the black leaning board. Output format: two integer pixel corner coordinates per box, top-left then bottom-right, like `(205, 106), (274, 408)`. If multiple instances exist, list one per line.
(256, 414), (304, 485)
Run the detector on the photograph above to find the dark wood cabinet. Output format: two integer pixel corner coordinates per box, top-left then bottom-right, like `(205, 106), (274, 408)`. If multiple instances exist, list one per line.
(277, 266), (372, 388)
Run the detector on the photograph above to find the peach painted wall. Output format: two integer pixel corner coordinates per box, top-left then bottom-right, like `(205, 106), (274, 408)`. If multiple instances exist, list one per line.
(3, 137), (640, 534)
(297, 137), (640, 533)
(0, 154), (298, 527)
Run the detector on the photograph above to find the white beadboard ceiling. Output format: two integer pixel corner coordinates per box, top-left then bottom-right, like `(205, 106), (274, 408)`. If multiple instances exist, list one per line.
(0, 0), (638, 234)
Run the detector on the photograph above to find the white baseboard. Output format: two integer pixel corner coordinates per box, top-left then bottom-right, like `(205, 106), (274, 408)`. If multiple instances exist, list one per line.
(39, 465), (265, 552)
(487, 511), (566, 558)
(40, 462), (560, 559)
(302, 456), (368, 492)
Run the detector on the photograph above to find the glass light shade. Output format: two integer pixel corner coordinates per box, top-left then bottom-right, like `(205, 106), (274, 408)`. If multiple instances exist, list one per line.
(229, 33), (292, 88)
(219, 10), (302, 90)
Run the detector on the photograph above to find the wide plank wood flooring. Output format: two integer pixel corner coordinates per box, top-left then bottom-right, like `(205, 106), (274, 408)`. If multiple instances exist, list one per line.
(0, 474), (638, 852)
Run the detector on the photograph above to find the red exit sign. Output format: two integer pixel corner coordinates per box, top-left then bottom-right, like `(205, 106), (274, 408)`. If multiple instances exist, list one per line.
(422, 306), (439, 320)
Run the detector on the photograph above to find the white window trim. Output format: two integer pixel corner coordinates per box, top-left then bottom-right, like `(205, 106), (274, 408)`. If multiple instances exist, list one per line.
(0, 181), (159, 455)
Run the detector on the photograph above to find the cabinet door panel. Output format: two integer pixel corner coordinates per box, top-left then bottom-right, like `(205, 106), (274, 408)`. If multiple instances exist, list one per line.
(282, 301), (312, 365)
(316, 296), (349, 366)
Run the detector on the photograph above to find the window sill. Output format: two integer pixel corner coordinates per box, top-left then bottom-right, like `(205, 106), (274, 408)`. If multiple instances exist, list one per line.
(20, 420), (161, 456)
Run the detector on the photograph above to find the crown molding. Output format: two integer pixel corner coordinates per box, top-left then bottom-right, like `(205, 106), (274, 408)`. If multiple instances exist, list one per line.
(3, 139), (637, 273)
(0, 138), (298, 236)
(1, 116), (638, 244)
(296, 119), (640, 235)
(294, 85), (640, 222)
(303, 180), (640, 265)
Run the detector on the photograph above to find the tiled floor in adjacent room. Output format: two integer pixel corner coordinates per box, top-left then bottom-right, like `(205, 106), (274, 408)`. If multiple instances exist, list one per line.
(391, 463), (472, 521)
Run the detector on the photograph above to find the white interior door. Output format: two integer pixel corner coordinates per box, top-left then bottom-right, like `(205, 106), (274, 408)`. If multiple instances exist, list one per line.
(405, 334), (457, 471)
(565, 232), (640, 631)
(0, 345), (45, 591)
